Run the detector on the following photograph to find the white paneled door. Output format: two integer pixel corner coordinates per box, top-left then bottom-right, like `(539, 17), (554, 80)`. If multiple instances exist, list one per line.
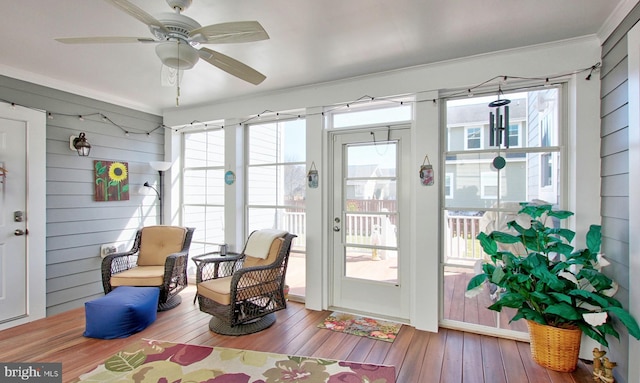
(0, 103), (46, 329)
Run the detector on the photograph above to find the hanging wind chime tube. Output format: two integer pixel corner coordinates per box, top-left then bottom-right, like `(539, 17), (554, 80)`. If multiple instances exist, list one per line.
(488, 97), (511, 170)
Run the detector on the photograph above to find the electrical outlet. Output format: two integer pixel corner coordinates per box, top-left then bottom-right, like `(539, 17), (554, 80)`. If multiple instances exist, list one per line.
(100, 243), (120, 258)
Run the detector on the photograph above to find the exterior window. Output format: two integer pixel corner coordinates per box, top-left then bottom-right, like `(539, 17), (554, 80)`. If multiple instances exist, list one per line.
(445, 173), (454, 199)
(480, 172), (498, 199)
(181, 129), (225, 276)
(466, 127), (481, 149)
(541, 153), (553, 187)
(508, 124), (520, 147)
(247, 118), (307, 297)
(442, 87), (562, 335)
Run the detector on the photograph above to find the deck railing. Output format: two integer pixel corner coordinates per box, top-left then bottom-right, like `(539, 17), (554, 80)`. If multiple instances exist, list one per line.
(444, 215), (484, 262)
(281, 211), (485, 262)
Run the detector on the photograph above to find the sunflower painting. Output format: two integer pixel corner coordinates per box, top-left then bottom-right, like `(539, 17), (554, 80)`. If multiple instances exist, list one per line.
(94, 160), (130, 201)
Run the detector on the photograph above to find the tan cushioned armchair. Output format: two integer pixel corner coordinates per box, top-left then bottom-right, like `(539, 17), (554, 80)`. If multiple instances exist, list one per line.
(196, 230), (296, 335)
(102, 226), (195, 311)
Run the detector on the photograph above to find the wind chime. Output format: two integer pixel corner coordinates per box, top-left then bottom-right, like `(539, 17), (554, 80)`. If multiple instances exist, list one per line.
(488, 90), (511, 170)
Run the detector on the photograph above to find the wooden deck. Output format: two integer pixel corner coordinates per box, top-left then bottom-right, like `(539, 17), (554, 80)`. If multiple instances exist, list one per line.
(0, 286), (594, 382)
(444, 266), (528, 332)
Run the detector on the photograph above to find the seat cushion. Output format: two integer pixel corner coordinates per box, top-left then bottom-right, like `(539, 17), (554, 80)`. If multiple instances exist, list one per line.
(111, 266), (165, 287)
(137, 226), (187, 266)
(198, 276), (280, 306)
(84, 286), (159, 339)
(198, 276), (234, 305)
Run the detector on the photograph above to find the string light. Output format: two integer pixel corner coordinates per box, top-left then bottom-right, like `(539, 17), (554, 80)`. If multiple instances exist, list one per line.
(1, 62), (599, 134)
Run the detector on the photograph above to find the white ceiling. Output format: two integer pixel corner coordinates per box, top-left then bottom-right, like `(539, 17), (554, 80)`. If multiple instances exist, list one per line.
(0, 0), (634, 115)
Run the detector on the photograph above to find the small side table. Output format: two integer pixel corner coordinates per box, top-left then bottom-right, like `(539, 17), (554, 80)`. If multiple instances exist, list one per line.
(191, 252), (243, 304)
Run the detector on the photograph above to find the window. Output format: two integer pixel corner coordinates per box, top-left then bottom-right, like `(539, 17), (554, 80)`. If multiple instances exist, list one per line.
(480, 172), (497, 199)
(247, 118), (307, 297)
(442, 87), (563, 335)
(181, 128), (225, 276)
(465, 127), (482, 149)
(508, 123), (521, 147)
(444, 173), (454, 199)
(327, 98), (413, 129)
(541, 153), (553, 187)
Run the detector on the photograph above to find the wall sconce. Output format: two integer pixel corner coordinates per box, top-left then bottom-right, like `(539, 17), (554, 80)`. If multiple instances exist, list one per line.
(69, 132), (91, 156)
(142, 161), (172, 225)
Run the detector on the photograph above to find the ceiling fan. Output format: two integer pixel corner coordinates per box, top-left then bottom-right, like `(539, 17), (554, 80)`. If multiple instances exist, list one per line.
(56, 0), (268, 85)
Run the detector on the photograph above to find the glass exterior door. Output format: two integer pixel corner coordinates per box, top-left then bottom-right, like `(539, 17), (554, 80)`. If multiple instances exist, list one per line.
(331, 129), (409, 319)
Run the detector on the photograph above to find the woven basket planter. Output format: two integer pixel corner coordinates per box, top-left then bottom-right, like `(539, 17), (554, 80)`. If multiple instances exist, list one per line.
(526, 320), (582, 372)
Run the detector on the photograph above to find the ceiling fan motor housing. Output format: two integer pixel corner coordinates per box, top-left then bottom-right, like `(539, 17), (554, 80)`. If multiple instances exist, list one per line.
(153, 12), (201, 69)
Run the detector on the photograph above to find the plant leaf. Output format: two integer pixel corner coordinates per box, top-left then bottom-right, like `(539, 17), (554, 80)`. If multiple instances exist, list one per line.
(548, 292), (572, 305)
(494, 292), (525, 309)
(491, 267), (505, 284)
(586, 225), (602, 254)
(577, 268), (613, 291)
(568, 289), (610, 308)
(466, 273), (487, 291)
(543, 303), (581, 321)
(477, 232), (497, 256)
(604, 306), (640, 340)
(577, 322), (608, 347)
(491, 232), (521, 244)
(530, 291), (554, 305)
(547, 210), (574, 219)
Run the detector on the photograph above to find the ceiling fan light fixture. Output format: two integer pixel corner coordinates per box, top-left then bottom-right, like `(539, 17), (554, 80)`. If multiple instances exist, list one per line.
(155, 41), (199, 69)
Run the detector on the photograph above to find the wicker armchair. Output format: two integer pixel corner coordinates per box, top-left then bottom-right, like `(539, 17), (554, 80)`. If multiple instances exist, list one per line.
(195, 230), (296, 335)
(101, 226), (195, 311)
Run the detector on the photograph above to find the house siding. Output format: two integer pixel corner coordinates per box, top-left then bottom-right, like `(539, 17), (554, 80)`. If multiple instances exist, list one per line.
(600, 3), (640, 382)
(0, 75), (163, 316)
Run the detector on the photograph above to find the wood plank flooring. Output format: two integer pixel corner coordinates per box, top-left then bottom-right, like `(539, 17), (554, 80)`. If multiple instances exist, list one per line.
(0, 286), (594, 382)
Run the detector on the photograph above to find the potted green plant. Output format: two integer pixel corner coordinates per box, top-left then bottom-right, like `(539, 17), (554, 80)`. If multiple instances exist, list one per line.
(466, 203), (640, 372)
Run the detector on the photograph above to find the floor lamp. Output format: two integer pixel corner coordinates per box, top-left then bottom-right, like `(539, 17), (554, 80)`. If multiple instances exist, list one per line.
(143, 161), (172, 225)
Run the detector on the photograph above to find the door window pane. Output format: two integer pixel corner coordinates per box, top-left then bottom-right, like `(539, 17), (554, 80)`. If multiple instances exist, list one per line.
(343, 141), (398, 284)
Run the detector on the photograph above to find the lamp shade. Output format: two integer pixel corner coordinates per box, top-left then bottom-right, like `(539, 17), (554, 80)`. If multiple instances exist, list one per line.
(149, 161), (172, 172)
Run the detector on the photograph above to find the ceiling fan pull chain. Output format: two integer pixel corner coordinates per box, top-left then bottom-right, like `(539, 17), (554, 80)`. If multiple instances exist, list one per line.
(176, 41), (181, 107)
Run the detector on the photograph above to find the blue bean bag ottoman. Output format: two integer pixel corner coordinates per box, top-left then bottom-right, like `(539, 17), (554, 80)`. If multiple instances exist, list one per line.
(84, 286), (159, 339)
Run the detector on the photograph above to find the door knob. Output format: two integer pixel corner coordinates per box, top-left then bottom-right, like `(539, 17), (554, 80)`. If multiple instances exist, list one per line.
(14, 229), (25, 236)
(333, 225), (340, 232)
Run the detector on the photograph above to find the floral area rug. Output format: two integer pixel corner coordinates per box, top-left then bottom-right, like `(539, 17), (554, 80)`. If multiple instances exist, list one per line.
(317, 312), (402, 343)
(73, 338), (396, 382)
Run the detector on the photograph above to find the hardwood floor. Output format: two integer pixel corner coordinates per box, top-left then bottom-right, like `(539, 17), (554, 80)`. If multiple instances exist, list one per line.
(0, 286), (594, 382)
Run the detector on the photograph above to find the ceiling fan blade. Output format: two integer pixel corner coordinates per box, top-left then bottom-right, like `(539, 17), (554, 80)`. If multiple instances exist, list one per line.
(190, 21), (269, 44)
(198, 48), (266, 85)
(55, 37), (156, 44)
(105, 0), (169, 35)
